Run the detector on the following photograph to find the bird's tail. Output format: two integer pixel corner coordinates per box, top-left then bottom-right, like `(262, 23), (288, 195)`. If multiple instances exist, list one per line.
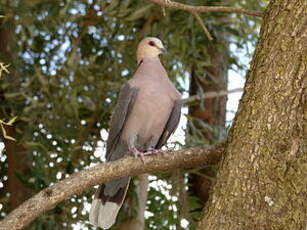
(89, 177), (130, 229)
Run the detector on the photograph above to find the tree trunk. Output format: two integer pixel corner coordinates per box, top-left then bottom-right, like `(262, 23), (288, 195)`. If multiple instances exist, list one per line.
(0, 10), (32, 210)
(189, 43), (228, 133)
(189, 39), (228, 204)
(199, 0), (306, 229)
(188, 7), (229, 209)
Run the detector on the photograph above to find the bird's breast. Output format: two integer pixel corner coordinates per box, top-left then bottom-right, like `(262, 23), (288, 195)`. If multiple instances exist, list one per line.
(121, 86), (174, 149)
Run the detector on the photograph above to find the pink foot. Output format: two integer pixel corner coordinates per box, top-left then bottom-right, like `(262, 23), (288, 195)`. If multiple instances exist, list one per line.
(147, 148), (162, 154)
(130, 147), (147, 163)
(130, 148), (161, 163)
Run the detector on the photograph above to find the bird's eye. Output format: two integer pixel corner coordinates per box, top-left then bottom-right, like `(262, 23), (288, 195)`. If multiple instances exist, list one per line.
(148, 41), (156, 46)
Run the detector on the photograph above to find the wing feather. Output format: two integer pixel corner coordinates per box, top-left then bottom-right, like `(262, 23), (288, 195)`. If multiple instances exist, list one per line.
(156, 100), (182, 149)
(106, 84), (139, 160)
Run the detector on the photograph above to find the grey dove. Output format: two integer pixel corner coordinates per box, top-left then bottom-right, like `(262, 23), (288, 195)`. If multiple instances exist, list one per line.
(89, 37), (182, 229)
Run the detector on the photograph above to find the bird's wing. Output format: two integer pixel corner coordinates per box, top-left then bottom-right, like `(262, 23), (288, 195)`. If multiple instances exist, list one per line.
(155, 100), (182, 149)
(106, 83), (139, 161)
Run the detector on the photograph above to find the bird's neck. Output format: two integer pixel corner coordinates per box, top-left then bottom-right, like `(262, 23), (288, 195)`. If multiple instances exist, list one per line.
(134, 56), (169, 81)
(138, 56), (165, 71)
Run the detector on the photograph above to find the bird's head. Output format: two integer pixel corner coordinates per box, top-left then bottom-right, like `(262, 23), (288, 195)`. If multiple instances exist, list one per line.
(136, 37), (167, 65)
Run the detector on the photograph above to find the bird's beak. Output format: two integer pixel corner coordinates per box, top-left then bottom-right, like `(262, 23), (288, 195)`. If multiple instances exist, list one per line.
(159, 47), (167, 54)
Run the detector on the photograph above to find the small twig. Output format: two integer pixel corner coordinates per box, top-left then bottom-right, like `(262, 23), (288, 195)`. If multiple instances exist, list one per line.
(193, 12), (213, 41)
(182, 88), (243, 104)
(149, 0), (263, 18)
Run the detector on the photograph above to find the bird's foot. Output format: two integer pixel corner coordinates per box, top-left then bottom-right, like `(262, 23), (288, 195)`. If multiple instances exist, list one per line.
(147, 148), (162, 154)
(130, 147), (161, 163)
(130, 147), (147, 163)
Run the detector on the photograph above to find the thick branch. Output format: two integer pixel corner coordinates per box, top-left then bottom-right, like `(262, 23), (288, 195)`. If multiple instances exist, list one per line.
(149, 0), (263, 17)
(0, 145), (224, 230)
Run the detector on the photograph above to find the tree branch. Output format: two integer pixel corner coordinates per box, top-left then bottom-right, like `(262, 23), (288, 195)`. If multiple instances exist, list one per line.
(193, 12), (213, 41)
(182, 88), (243, 105)
(0, 145), (224, 230)
(149, 0), (263, 18)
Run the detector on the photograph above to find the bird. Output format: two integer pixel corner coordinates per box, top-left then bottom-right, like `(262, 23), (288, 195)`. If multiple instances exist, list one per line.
(89, 37), (182, 229)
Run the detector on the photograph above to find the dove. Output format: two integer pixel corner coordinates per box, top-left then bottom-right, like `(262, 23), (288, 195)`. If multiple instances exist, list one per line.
(89, 37), (182, 229)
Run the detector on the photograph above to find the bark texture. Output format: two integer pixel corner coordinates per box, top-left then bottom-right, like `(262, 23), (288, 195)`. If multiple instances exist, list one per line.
(199, 0), (307, 229)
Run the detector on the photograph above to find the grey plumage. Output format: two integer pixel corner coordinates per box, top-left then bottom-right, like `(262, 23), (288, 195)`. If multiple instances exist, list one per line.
(89, 37), (181, 229)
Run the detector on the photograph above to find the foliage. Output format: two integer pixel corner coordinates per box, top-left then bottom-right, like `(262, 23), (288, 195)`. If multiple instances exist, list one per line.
(0, 0), (265, 229)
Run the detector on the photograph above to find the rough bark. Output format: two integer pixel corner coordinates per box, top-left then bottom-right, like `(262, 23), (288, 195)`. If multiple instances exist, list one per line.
(199, 0), (307, 229)
(0, 145), (224, 230)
